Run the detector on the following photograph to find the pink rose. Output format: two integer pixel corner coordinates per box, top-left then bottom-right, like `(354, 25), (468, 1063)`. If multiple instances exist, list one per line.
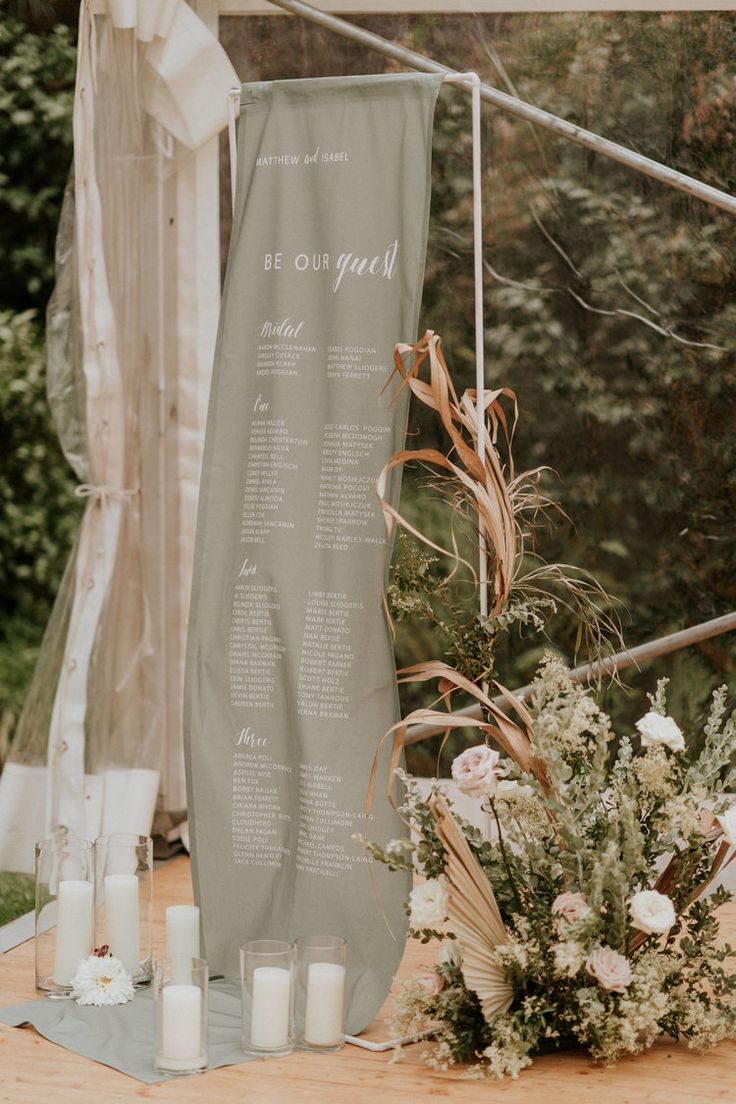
(552, 891), (591, 925)
(585, 946), (632, 993)
(414, 970), (444, 997)
(451, 745), (505, 798)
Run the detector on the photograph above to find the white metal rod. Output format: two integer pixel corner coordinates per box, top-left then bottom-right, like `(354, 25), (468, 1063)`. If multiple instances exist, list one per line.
(263, 0), (736, 217)
(403, 610), (736, 746)
(227, 87), (239, 215)
(470, 73), (488, 626)
(441, 73), (488, 625)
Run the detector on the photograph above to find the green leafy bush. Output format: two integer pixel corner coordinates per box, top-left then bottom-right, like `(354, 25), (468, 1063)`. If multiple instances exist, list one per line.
(0, 18), (75, 312)
(0, 310), (81, 756)
(0, 871), (35, 926)
(0, 19), (78, 763)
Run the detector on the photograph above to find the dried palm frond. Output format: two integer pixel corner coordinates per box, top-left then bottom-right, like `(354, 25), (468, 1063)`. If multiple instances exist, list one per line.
(429, 792), (514, 1021)
(378, 330), (519, 616)
(395, 659), (550, 790)
(377, 329), (623, 664)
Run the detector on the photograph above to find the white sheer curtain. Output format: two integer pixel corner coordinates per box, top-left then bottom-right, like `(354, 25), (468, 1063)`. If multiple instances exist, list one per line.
(0, 0), (237, 870)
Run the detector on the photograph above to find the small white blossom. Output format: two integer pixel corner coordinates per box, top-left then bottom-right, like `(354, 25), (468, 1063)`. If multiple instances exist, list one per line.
(71, 954), (134, 1007)
(384, 838), (413, 860)
(635, 712), (685, 753)
(438, 939), (462, 968)
(716, 805), (736, 846)
(629, 890), (676, 935)
(409, 878), (448, 929)
(553, 940), (586, 978)
(451, 745), (506, 798)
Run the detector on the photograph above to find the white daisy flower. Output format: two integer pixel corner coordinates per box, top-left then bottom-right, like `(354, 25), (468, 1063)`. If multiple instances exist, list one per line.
(71, 952), (135, 1007)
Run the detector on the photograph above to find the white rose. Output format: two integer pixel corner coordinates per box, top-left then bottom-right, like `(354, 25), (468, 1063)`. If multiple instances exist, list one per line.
(409, 879), (448, 929)
(635, 712), (685, 753)
(451, 744), (506, 798)
(438, 939), (462, 969)
(629, 889), (676, 934)
(716, 805), (736, 846)
(585, 946), (632, 993)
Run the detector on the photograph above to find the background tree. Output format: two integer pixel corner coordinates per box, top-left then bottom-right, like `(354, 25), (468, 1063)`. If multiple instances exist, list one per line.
(227, 10), (736, 770)
(0, 17), (77, 761)
(0, 10), (733, 778)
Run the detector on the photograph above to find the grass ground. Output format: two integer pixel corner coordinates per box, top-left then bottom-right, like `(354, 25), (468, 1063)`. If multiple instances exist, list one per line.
(0, 871), (35, 926)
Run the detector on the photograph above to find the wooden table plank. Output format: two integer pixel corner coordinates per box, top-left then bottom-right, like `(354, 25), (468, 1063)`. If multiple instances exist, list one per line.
(1, 856), (734, 1103)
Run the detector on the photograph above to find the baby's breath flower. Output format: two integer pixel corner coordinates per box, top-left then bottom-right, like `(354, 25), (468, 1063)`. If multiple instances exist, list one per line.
(553, 940), (586, 979)
(493, 938), (531, 973)
(496, 781), (550, 839)
(633, 745), (675, 800)
(655, 793), (701, 838)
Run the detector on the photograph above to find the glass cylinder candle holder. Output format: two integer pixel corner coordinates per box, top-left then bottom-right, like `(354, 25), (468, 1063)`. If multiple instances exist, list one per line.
(35, 835), (95, 998)
(240, 940), (295, 1057)
(295, 935), (347, 1052)
(95, 833), (153, 987)
(154, 957), (208, 1075)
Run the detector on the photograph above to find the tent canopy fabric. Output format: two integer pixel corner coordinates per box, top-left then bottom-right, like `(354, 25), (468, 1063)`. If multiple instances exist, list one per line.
(0, 0), (237, 870)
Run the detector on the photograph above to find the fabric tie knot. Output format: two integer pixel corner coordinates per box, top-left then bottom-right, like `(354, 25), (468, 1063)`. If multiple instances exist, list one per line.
(74, 484), (140, 503)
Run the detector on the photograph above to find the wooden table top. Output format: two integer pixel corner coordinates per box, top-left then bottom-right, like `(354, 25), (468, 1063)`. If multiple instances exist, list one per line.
(1, 855), (734, 1103)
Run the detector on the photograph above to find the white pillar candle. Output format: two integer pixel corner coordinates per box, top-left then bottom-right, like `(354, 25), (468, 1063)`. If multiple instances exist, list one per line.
(166, 905), (200, 983)
(109, 0), (136, 29)
(166, 904), (200, 958)
(251, 966), (291, 1050)
(304, 962), (346, 1046)
(158, 984), (202, 1072)
(104, 873), (140, 976)
(53, 879), (94, 986)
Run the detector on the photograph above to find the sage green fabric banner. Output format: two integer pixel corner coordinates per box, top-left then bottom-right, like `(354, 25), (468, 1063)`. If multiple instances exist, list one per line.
(184, 73), (442, 1034)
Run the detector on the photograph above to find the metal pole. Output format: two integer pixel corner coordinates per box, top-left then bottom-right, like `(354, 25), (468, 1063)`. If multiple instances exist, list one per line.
(403, 611), (736, 746)
(442, 74), (488, 625)
(227, 88), (239, 215)
(469, 73), (488, 625)
(264, 0), (736, 217)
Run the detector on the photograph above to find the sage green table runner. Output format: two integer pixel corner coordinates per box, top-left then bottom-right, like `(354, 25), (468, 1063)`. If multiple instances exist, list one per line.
(184, 73), (442, 1034)
(0, 981), (252, 1083)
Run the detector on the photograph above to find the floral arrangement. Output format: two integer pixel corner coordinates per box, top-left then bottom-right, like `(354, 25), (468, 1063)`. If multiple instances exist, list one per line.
(365, 332), (736, 1077)
(368, 664), (736, 1077)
